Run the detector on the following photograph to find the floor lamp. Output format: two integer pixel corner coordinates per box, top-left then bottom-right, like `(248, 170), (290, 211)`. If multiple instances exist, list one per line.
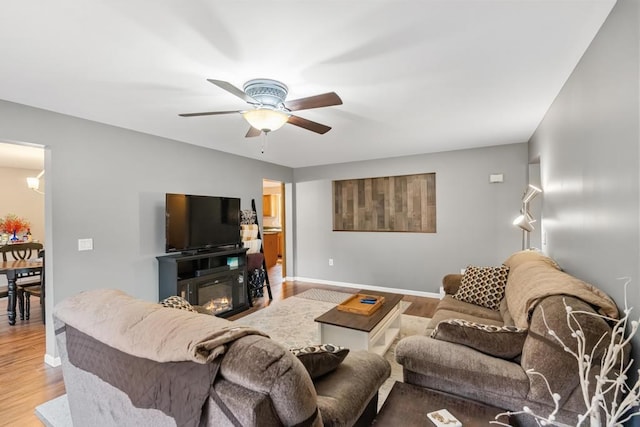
(513, 184), (541, 250)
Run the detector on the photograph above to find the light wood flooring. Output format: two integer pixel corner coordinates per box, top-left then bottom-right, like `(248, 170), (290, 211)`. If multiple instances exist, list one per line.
(0, 274), (439, 426)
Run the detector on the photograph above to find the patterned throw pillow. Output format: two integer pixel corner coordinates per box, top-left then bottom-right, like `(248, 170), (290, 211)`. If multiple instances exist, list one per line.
(431, 318), (528, 359)
(290, 344), (349, 379)
(453, 265), (509, 311)
(159, 295), (197, 313)
(240, 209), (257, 225)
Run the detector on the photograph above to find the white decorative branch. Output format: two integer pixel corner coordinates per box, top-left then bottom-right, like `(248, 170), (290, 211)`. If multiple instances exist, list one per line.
(492, 278), (640, 427)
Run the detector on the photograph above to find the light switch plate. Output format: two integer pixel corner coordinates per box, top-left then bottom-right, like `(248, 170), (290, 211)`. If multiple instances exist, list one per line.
(489, 173), (504, 183)
(78, 238), (93, 251)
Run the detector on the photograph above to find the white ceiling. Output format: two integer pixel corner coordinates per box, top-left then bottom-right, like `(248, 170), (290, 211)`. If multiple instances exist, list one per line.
(0, 142), (44, 170)
(0, 1), (615, 168)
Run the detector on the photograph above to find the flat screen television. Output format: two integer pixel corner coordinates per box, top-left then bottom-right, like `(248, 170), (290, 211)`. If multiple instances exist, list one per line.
(165, 193), (241, 253)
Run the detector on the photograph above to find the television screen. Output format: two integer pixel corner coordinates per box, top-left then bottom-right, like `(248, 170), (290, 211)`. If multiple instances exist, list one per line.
(165, 193), (241, 253)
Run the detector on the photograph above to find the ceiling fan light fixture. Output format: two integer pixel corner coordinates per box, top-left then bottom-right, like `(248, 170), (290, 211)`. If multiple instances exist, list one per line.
(243, 108), (289, 132)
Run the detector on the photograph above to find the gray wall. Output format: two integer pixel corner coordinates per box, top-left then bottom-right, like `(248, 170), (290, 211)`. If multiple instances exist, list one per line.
(293, 143), (528, 294)
(529, 0), (640, 388)
(0, 99), (293, 358)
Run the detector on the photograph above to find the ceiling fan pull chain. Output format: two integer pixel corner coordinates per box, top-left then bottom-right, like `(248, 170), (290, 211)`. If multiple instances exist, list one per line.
(261, 132), (268, 154)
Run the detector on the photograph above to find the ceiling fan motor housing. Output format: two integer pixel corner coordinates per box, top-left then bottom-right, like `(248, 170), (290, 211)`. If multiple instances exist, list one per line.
(243, 79), (288, 109)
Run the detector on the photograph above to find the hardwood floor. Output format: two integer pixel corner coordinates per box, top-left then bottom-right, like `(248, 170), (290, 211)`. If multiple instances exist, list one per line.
(0, 279), (439, 426)
(0, 300), (64, 427)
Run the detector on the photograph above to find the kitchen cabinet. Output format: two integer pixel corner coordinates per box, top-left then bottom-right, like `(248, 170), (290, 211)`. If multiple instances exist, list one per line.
(263, 195), (277, 217)
(263, 232), (279, 268)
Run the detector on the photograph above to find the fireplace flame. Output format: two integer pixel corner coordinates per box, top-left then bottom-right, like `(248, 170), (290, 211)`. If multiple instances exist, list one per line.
(204, 297), (231, 314)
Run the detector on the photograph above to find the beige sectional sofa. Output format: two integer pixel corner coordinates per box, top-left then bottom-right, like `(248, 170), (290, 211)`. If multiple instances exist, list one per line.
(54, 289), (390, 426)
(395, 250), (624, 426)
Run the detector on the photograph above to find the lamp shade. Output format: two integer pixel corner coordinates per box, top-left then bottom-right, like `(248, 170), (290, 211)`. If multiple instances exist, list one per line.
(242, 109), (289, 132)
(26, 170), (45, 194)
(26, 177), (40, 190)
(522, 184), (542, 203)
(513, 214), (534, 232)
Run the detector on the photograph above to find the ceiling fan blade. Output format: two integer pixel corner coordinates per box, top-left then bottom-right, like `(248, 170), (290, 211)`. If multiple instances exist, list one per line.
(287, 115), (332, 134)
(178, 110), (240, 117)
(245, 127), (262, 138)
(207, 79), (258, 104)
(285, 92), (342, 111)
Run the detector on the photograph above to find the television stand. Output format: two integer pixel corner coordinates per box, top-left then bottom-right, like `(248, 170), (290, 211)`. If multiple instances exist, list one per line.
(213, 244), (242, 250)
(156, 247), (249, 318)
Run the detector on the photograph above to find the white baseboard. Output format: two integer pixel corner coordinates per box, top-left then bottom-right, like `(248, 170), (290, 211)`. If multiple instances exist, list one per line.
(44, 353), (61, 367)
(292, 277), (441, 299)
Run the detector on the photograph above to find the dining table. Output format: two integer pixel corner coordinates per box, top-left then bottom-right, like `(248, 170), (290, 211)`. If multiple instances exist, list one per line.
(0, 259), (43, 325)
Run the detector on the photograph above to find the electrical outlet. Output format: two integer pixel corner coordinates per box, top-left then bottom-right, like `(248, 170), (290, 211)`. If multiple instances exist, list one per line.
(328, 258), (334, 266)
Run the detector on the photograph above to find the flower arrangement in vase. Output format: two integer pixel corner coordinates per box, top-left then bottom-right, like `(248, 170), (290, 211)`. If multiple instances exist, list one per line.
(0, 213), (30, 242)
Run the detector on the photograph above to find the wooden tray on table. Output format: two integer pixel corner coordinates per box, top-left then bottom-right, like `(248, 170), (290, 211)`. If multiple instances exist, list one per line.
(337, 294), (385, 316)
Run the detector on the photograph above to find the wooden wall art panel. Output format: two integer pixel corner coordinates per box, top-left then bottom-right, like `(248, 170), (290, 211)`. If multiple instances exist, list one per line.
(333, 173), (436, 232)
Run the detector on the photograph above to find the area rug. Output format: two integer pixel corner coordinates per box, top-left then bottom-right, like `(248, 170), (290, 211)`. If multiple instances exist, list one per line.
(234, 295), (429, 408)
(35, 394), (70, 427)
(295, 288), (355, 304)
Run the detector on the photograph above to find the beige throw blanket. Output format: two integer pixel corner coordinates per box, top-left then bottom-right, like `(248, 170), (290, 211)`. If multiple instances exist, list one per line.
(54, 289), (267, 364)
(505, 260), (620, 329)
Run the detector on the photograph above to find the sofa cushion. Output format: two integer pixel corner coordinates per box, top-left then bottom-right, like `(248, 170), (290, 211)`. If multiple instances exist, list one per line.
(159, 295), (197, 313)
(290, 344), (350, 379)
(427, 295), (504, 334)
(435, 295), (504, 322)
(431, 319), (527, 359)
(453, 265), (509, 311)
(395, 336), (530, 401)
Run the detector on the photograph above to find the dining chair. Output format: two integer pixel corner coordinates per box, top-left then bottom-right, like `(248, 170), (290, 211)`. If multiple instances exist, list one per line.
(0, 242), (44, 321)
(23, 249), (45, 323)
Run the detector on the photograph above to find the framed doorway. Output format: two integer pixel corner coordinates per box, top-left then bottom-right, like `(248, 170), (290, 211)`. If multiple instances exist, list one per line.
(262, 179), (286, 283)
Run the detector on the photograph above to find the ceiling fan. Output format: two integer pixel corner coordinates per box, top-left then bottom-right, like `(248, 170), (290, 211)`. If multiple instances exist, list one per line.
(179, 79), (342, 137)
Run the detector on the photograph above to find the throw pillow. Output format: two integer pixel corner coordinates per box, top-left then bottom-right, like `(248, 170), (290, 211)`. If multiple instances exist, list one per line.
(240, 209), (257, 225)
(289, 344), (349, 379)
(453, 265), (509, 311)
(159, 295), (197, 313)
(431, 318), (527, 359)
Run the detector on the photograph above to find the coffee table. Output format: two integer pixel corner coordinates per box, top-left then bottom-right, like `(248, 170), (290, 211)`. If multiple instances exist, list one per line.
(374, 381), (511, 426)
(314, 291), (403, 356)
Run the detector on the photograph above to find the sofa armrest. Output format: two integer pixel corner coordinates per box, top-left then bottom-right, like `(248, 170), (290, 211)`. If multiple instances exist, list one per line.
(220, 335), (319, 426)
(442, 274), (463, 295)
(314, 350), (390, 426)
